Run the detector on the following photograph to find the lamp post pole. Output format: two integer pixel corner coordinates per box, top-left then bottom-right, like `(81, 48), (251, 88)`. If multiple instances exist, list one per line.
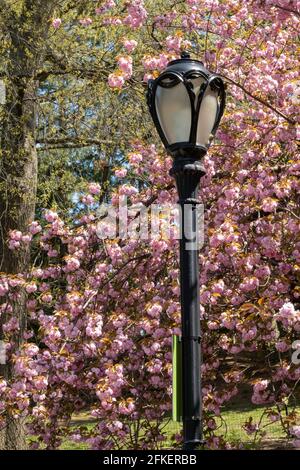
(146, 52), (226, 450)
(171, 157), (205, 450)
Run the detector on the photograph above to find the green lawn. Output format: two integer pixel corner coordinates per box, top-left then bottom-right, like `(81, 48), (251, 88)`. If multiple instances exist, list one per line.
(215, 406), (286, 448)
(53, 405), (297, 450)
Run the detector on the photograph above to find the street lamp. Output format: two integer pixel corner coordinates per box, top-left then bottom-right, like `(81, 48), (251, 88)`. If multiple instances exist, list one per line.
(147, 52), (226, 450)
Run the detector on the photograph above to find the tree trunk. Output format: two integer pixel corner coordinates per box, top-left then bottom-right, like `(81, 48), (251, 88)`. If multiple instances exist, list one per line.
(0, 0), (55, 450)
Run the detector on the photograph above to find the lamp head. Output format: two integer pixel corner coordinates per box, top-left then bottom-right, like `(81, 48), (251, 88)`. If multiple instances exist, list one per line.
(147, 52), (226, 160)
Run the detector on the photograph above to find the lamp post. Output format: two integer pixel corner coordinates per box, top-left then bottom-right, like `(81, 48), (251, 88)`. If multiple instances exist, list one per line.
(147, 52), (226, 450)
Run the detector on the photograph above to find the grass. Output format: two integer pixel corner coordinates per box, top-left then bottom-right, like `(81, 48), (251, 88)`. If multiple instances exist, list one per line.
(53, 404), (297, 450)
(215, 406), (286, 447)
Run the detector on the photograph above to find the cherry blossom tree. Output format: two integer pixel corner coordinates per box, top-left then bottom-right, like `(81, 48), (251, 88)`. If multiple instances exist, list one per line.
(0, 0), (299, 450)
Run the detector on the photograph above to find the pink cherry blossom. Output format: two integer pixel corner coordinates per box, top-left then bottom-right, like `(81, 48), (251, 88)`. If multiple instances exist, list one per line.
(44, 210), (58, 223)
(79, 18), (92, 27)
(108, 73), (125, 89)
(29, 221), (42, 235)
(123, 39), (138, 52)
(147, 303), (162, 318)
(115, 168), (127, 178)
(95, 0), (115, 14)
(261, 197), (278, 213)
(117, 56), (133, 79)
(25, 282), (38, 294)
(52, 18), (62, 29)
(64, 257), (81, 272)
(275, 341), (290, 352)
(88, 183), (101, 195)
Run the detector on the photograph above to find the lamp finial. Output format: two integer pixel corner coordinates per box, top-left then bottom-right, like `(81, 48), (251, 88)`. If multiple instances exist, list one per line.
(180, 51), (190, 59)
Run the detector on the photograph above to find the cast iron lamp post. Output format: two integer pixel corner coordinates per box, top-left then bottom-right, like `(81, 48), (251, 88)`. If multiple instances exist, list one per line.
(147, 52), (226, 450)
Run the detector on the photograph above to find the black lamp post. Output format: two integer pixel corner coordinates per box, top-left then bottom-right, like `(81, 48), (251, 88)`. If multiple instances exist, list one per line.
(147, 52), (226, 450)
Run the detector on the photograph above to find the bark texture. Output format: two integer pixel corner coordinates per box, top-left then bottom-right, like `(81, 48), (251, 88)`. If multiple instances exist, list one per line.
(0, 0), (55, 449)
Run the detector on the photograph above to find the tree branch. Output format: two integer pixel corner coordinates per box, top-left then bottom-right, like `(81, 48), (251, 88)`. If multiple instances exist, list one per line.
(221, 74), (296, 125)
(36, 137), (114, 149)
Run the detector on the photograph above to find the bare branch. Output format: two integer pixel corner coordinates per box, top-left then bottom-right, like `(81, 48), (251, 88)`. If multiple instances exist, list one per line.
(36, 137), (114, 149)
